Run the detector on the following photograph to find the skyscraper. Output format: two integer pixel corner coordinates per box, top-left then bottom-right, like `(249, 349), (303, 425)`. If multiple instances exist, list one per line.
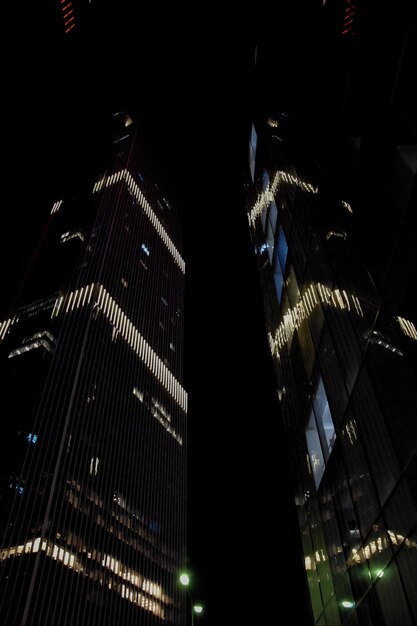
(247, 3), (416, 624)
(0, 114), (187, 626)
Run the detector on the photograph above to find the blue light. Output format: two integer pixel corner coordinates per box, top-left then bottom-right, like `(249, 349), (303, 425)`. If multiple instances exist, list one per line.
(10, 483), (24, 495)
(141, 243), (150, 256)
(26, 433), (38, 444)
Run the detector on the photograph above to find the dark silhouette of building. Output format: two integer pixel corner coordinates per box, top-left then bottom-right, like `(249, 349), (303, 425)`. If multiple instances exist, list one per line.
(0, 114), (187, 626)
(247, 2), (416, 624)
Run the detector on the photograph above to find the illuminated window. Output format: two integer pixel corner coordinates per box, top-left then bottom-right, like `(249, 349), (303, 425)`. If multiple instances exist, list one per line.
(276, 226), (288, 271)
(60, 230), (85, 243)
(121, 278), (128, 288)
(305, 376), (335, 489)
(273, 255), (284, 303)
(133, 388), (144, 403)
(10, 482), (24, 495)
(89, 457), (100, 476)
(248, 123), (257, 182)
(8, 330), (56, 358)
(161, 297), (168, 307)
(141, 243), (150, 256)
(313, 378), (336, 458)
(51, 200), (63, 214)
(26, 433), (38, 445)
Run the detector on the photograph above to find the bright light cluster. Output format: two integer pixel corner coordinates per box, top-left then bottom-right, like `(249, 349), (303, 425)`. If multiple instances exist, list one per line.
(51, 284), (187, 411)
(248, 170), (318, 227)
(60, 231), (85, 243)
(0, 319), (12, 342)
(93, 169), (185, 272)
(268, 283), (363, 358)
(396, 316), (417, 341)
(51, 200), (63, 215)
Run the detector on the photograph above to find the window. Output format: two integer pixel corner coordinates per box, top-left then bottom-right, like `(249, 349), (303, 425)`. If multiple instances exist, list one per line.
(89, 457), (100, 476)
(313, 377), (336, 459)
(306, 375), (336, 488)
(248, 123), (257, 182)
(8, 330), (56, 358)
(306, 411), (325, 488)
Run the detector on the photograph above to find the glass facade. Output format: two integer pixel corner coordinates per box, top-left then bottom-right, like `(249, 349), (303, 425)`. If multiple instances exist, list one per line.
(0, 116), (187, 625)
(247, 130), (417, 624)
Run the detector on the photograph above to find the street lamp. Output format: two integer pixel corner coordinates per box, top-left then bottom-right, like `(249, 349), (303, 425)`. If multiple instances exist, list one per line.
(179, 573), (204, 626)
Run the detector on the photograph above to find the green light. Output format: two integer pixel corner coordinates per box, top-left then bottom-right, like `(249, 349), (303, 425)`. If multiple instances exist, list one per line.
(193, 605), (203, 614)
(179, 573), (190, 586)
(376, 569), (384, 579)
(341, 600), (355, 608)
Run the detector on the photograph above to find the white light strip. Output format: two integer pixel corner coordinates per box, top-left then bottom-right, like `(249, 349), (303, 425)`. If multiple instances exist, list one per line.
(248, 170), (318, 227)
(132, 389), (183, 445)
(0, 538), (167, 617)
(396, 316), (417, 341)
(341, 200), (353, 213)
(51, 200), (63, 215)
(53, 285), (187, 412)
(51, 295), (64, 319)
(268, 282), (364, 358)
(0, 318), (12, 342)
(93, 169), (185, 272)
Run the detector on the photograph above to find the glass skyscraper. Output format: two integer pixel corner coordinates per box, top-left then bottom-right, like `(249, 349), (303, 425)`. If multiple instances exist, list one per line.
(247, 4), (416, 624)
(0, 114), (187, 625)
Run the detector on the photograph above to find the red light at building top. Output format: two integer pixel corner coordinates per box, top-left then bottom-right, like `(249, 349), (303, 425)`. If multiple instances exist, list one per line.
(59, 0), (76, 35)
(341, 0), (358, 36)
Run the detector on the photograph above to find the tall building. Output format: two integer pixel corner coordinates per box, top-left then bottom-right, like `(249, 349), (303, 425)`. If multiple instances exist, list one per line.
(247, 3), (416, 625)
(0, 114), (187, 626)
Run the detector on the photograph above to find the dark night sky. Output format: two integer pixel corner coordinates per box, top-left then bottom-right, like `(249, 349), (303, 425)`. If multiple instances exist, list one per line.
(2, 3), (312, 622)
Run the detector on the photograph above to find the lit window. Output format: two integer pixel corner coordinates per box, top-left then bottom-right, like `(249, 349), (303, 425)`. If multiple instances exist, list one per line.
(51, 200), (63, 214)
(161, 297), (168, 307)
(313, 378), (336, 458)
(169, 343), (175, 352)
(276, 226), (288, 271)
(121, 278), (128, 288)
(60, 230), (85, 243)
(89, 457), (100, 476)
(9, 482), (24, 495)
(26, 433), (38, 445)
(306, 411), (325, 488)
(8, 330), (56, 358)
(305, 376), (336, 489)
(141, 243), (150, 256)
(133, 388), (144, 403)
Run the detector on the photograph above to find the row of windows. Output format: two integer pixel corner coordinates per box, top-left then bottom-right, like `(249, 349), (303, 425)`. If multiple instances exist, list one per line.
(0, 538), (167, 616)
(50, 283), (187, 410)
(92, 169), (185, 272)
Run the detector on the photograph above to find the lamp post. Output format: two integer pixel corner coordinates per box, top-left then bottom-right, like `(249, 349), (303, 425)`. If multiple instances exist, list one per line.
(179, 573), (204, 626)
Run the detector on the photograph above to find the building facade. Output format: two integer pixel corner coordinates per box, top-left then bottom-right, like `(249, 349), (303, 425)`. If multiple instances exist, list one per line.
(247, 4), (417, 623)
(0, 115), (187, 626)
